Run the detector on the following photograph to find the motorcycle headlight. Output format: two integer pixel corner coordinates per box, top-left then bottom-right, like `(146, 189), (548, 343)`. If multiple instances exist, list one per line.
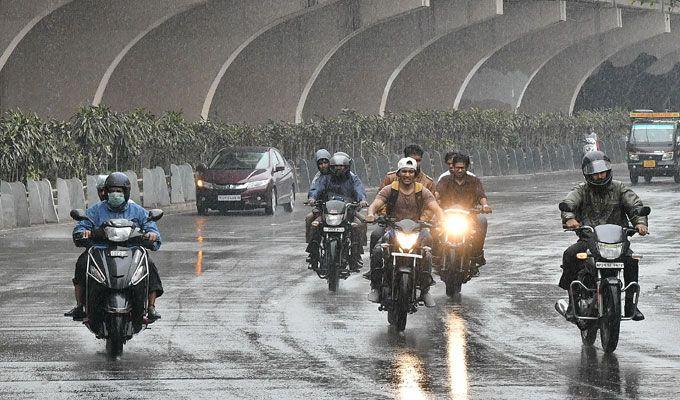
(324, 213), (343, 226)
(130, 259), (149, 286)
(104, 226), (132, 242)
(597, 243), (623, 260)
(245, 179), (269, 189)
(444, 214), (469, 237)
(628, 153), (639, 161)
(662, 151), (673, 161)
(396, 231), (419, 251)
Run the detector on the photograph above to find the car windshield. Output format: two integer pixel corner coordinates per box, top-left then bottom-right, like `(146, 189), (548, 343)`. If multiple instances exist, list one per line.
(210, 150), (269, 170)
(630, 124), (675, 143)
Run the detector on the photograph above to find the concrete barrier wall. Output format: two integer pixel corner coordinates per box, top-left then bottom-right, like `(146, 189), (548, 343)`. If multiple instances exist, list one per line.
(125, 171), (142, 204)
(56, 178), (72, 221)
(170, 164), (185, 204)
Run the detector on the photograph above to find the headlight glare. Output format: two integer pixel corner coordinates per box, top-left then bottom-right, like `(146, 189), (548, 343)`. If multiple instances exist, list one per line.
(396, 232), (418, 250)
(197, 179), (213, 189)
(628, 153), (639, 161)
(597, 243), (623, 260)
(324, 214), (343, 226)
(445, 214), (469, 237)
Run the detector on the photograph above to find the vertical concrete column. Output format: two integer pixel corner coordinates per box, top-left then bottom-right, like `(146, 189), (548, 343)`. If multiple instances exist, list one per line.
(2, 181), (30, 226)
(125, 171), (141, 205)
(142, 168), (157, 208)
(459, 5), (621, 111)
(56, 178), (72, 221)
(383, 1), (566, 114)
(180, 164), (196, 202)
(155, 167), (171, 207)
(26, 180), (44, 225)
(170, 164), (185, 204)
(519, 10), (670, 114)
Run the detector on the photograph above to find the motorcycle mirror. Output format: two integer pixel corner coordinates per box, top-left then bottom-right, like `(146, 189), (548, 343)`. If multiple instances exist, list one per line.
(196, 163), (207, 173)
(147, 209), (164, 222)
(558, 202), (573, 212)
(70, 209), (89, 221)
(637, 206), (651, 217)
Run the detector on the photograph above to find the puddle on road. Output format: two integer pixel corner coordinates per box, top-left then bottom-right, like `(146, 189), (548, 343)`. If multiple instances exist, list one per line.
(394, 352), (432, 400)
(447, 313), (470, 400)
(195, 218), (205, 276)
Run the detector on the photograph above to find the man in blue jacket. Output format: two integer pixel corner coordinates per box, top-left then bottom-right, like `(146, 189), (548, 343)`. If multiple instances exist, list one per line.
(65, 172), (164, 322)
(307, 153), (368, 271)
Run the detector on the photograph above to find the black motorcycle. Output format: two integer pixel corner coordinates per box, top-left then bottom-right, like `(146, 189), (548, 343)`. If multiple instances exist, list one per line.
(309, 198), (362, 292)
(555, 203), (649, 353)
(372, 217), (431, 331)
(70, 209), (163, 358)
(437, 206), (487, 297)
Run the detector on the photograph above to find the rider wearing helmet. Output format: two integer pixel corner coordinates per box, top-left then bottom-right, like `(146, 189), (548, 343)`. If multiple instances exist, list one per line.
(365, 157), (444, 307)
(307, 153), (368, 271)
(306, 149), (332, 243)
(66, 172), (164, 322)
(559, 151), (648, 321)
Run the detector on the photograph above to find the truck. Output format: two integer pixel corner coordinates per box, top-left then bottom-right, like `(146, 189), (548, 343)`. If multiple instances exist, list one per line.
(627, 110), (680, 184)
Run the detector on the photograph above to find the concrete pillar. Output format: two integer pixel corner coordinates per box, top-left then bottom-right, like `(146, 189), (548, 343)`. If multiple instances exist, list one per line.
(100, 1), (333, 120)
(459, 4), (621, 111)
(519, 10), (670, 114)
(299, 0), (502, 120)
(1, 0), (204, 119)
(205, 0), (426, 124)
(383, 1), (566, 114)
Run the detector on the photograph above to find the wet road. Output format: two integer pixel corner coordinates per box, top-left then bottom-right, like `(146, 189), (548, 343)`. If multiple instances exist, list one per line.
(1, 166), (679, 399)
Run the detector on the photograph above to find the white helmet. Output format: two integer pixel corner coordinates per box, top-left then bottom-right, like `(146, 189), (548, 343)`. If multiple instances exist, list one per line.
(397, 157), (417, 173)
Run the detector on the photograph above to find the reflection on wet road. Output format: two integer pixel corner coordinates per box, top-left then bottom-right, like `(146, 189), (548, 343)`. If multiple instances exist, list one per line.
(0, 167), (679, 398)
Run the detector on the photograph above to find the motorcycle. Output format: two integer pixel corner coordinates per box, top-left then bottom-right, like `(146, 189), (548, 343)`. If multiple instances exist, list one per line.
(70, 208), (163, 358)
(371, 217), (432, 332)
(437, 206), (487, 297)
(309, 198), (363, 292)
(555, 202), (650, 353)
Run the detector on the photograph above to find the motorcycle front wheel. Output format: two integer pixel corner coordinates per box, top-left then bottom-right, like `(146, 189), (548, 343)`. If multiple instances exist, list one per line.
(106, 315), (126, 358)
(599, 283), (621, 353)
(388, 274), (411, 332)
(325, 239), (339, 292)
(444, 249), (463, 297)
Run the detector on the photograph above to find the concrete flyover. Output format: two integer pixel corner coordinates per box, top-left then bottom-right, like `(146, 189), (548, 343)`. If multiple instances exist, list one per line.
(0, 0), (205, 119)
(457, 3), (622, 111)
(99, 0), (337, 120)
(204, 0), (427, 124)
(298, 0), (503, 120)
(382, 0), (566, 114)
(519, 9), (671, 115)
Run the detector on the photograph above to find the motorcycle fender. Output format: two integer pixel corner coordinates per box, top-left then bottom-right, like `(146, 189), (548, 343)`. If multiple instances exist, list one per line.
(602, 276), (620, 288)
(398, 266), (414, 274)
(106, 292), (131, 314)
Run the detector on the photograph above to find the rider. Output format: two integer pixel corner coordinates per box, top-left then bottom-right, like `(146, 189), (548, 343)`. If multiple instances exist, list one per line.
(68, 172), (164, 322)
(437, 151), (476, 182)
(365, 157), (444, 307)
(307, 153), (368, 271)
(559, 151), (648, 321)
(64, 174), (108, 319)
(306, 149), (332, 243)
(436, 152), (491, 269)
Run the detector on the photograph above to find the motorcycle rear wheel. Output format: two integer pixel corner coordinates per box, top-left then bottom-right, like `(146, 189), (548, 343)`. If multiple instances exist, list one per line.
(599, 283), (621, 353)
(106, 315), (125, 358)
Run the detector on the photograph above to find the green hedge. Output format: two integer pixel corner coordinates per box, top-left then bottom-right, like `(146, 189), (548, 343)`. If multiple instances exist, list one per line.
(0, 106), (630, 182)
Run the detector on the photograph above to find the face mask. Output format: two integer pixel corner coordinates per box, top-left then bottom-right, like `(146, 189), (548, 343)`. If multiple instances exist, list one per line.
(108, 192), (126, 207)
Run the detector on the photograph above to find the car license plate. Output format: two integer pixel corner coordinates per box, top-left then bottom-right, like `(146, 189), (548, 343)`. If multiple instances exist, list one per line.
(323, 227), (345, 232)
(596, 262), (624, 269)
(643, 160), (656, 168)
(218, 195), (241, 201)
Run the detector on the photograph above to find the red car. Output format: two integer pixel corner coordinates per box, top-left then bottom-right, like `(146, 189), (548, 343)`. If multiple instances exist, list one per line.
(195, 146), (296, 215)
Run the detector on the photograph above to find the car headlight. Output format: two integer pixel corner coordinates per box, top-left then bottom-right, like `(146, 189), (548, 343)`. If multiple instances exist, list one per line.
(196, 179), (213, 189)
(324, 214), (344, 226)
(662, 151), (673, 161)
(396, 231), (419, 251)
(104, 226), (132, 242)
(245, 179), (269, 189)
(597, 243), (623, 260)
(628, 153), (639, 161)
(444, 214), (469, 237)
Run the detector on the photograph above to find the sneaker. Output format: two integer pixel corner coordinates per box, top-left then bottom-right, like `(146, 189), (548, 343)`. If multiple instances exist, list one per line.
(147, 306), (161, 323)
(306, 255), (319, 270)
(64, 305), (86, 321)
(367, 288), (380, 303)
(420, 292), (436, 308)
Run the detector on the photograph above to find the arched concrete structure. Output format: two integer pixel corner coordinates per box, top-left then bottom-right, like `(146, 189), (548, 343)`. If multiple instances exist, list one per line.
(458, 4), (622, 111)
(383, 1), (566, 114)
(205, 0), (426, 124)
(0, 0), (204, 118)
(299, 0), (503, 120)
(100, 1), (335, 120)
(609, 16), (680, 67)
(646, 50), (680, 75)
(519, 10), (670, 114)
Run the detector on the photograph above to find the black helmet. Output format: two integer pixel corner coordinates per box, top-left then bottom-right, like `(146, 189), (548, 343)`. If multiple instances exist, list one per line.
(104, 172), (131, 202)
(329, 154), (351, 177)
(582, 151), (612, 187)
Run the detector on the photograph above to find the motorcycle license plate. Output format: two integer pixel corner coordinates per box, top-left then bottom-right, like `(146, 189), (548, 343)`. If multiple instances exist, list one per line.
(218, 194), (241, 201)
(643, 160), (656, 168)
(323, 227), (345, 232)
(596, 262), (624, 269)
(108, 250), (127, 257)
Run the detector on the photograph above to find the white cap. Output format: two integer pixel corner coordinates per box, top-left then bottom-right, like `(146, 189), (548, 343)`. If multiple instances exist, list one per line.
(397, 157), (417, 172)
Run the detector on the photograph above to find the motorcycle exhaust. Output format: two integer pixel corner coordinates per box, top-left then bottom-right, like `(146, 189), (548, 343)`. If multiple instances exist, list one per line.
(555, 299), (568, 317)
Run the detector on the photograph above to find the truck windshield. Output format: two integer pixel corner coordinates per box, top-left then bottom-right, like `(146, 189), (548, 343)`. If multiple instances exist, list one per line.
(630, 124), (675, 143)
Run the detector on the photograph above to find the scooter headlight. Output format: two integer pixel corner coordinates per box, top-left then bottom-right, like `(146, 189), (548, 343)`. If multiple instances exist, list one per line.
(324, 214), (343, 226)
(88, 263), (106, 284)
(444, 214), (469, 237)
(130, 260), (149, 286)
(396, 231), (418, 251)
(597, 243), (623, 260)
(104, 226), (132, 242)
